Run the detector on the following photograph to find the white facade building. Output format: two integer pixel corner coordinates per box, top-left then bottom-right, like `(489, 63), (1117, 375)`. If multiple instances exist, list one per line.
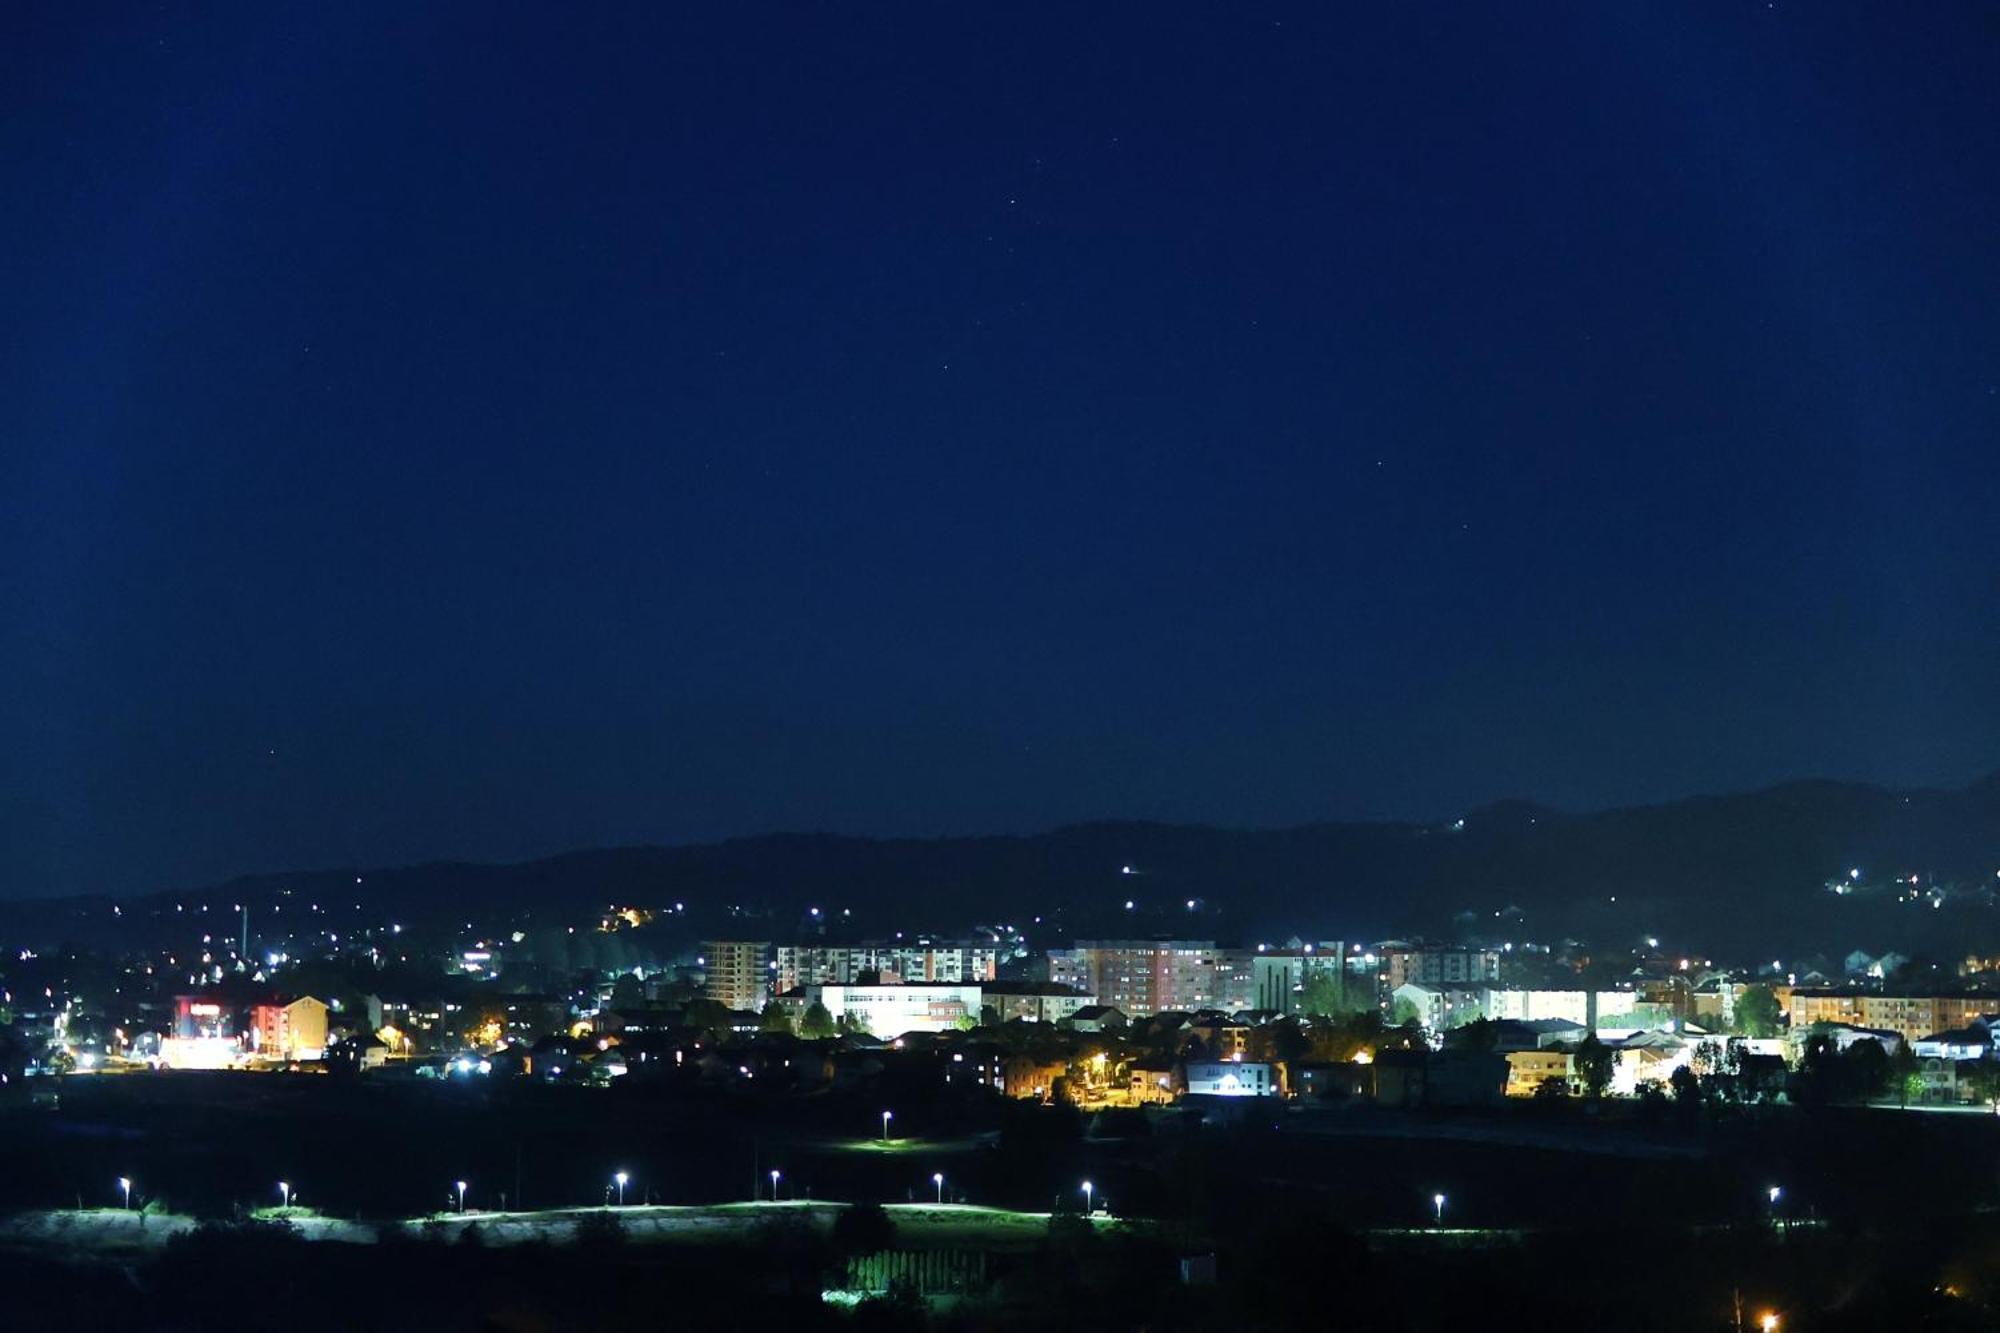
(1182, 1060), (1277, 1097)
(803, 983), (982, 1038)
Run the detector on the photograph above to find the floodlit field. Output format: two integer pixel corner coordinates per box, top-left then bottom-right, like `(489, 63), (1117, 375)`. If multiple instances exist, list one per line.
(0, 1200), (1117, 1259)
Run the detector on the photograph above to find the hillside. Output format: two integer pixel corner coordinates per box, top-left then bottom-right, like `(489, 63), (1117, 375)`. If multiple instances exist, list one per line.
(5, 774), (1999, 962)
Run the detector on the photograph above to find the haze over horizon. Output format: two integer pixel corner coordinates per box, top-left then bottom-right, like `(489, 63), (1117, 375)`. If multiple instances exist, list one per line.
(7, 5), (1997, 897)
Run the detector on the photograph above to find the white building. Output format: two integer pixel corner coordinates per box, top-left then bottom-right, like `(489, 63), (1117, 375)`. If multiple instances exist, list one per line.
(1484, 988), (1638, 1027)
(803, 983), (982, 1038)
(1393, 982), (1488, 1031)
(1396, 983), (1640, 1033)
(1182, 1060), (1277, 1097)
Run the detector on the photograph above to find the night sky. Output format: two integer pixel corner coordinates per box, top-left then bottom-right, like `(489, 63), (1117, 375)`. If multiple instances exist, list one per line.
(5, 5), (1998, 897)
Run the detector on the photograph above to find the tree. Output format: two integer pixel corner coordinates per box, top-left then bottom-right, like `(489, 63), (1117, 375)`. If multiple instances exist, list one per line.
(1844, 1038), (1891, 1103)
(609, 973), (644, 1011)
(1669, 1063), (1700, 1105)
(759, 1004), (794, 1035)
(830, 1202), (897, 1258)
(1889, 1041), (1920, 1108)
(1390, 997), (1421, 1028)
(1961, 1058), (2000, 1112)
(1733, 985), (1781, 1038)
(1573, 1035), (1614, 1099)
(798, 1001), (836, 1039)
(1265, 1017), (1309, 1067)
(575, 1210), (626, 1248)
(1443, 1018), (1499, 1052)
(1307, 1010), (1386, 1064)
(682, 997), (731, 1032)
(1299, 970), (1348, 1018)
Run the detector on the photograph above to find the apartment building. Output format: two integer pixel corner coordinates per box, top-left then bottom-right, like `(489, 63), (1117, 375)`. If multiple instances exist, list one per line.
(1789, 989), (1997, 1044)
(1048, 940), (1220, 1017)
(702, 940), (773, 1012)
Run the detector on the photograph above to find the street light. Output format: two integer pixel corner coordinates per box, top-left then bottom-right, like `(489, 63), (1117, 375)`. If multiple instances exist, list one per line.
(1081, 1180), (1093, 1215)
(1760, 1314), (1780, 1332)
(278, 1181), (291, 1210)
(614, 1171), (628, 1207)
(880, 1109), (893, 1142)
(1433, 1192), (1446, 1226)
(456, 1180), (467, 1213)
(933, 1172), (945, 1205)
(1767, 1185), (1782, 1205)
(119, 1178), (132, 1211)
(770, 1169), (781, 1201)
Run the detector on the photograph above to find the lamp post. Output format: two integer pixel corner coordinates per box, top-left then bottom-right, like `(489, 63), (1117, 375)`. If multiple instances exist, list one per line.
(1081, 1180), (1093, 1215)
(278, 1181), (291, 1210)
(933, 1172), (945, 1205)
(456, 1180), (467, 1213)
(614, 1171), (628, 1207)
(881, 1109), (893, 1142)
(1433, 1193), (1446, 1227)
(119, 1178), (132, 1211)
(770, 1169), (781, 1202)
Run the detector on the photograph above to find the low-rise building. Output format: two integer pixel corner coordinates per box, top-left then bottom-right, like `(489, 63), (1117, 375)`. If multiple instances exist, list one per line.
(1003, 1055), (1067, 1101)
(981, 982), (1096, 1025)
(1505, 1048), (1571, 1096)
(940, 1043), (1007, 1094)
(1393, 982), (1488, 1031)
(1395, 983), (1641, 1033)
(799, 983), (981, 1039)
(1181, 1060), (1278, 1097)
(1912, 1020), (2000, 1061)
(1374, 1049), (1507, 1108)
(1064, 1005), (1127, 1034)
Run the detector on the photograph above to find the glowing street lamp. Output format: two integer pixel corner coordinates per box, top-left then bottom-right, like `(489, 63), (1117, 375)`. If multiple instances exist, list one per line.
(119, 1178), (132, 1211)
(1767, 1185), (1781, 1205)
(933, 1172), (945, 1205)
(1433, 1192), (1446, 1226)
(880, 1109), (893, 1142)
(456, 1180), (467, 1213)
(1759, 1314), (1780, 1332)
(1081, 1180), (1093, 1215)
(278, 1181), (291, 1209)
(770, 1169), (781, 1201)
(614, 1171), (628, 1207)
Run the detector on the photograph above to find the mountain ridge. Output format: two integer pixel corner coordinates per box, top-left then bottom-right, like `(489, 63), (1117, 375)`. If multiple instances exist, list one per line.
(5, 773), (1998, 962)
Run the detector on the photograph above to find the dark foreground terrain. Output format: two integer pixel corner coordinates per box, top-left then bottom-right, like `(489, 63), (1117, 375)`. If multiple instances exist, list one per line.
(2, 1073), (1998, 1329)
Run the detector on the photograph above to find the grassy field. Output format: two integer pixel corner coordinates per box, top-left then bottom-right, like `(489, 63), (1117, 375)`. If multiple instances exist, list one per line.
(0, 1199), (1125, 1260)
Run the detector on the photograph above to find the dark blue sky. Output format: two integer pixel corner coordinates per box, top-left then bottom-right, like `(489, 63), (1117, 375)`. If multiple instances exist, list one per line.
(4, 5), (1997, 896)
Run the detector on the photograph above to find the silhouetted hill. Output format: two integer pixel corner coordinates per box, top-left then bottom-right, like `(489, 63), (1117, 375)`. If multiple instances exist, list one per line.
(6, 774), (1999, 961)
